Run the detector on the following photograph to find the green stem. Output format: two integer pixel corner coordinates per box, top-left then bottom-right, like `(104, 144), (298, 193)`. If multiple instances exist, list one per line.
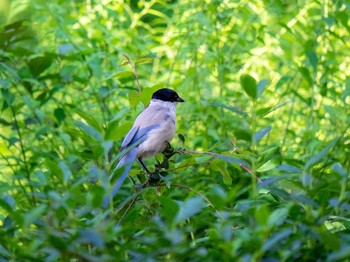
(10, 105), (36, 206)
(251, 99), (258, 198)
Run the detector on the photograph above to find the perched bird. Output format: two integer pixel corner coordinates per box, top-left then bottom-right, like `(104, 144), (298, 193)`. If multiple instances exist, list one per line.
(103, 88), (185, 208)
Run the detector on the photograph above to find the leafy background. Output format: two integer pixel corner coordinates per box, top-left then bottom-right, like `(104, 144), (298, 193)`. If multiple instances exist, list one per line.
(1, 0), (350, 261)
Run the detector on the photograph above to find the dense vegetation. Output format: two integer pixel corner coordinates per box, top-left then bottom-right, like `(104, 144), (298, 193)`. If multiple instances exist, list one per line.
(1, 0), (349, 261)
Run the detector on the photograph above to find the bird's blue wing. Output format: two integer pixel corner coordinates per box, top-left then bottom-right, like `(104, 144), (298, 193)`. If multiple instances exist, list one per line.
(121, 124), (159, 150)
(121, 126), (139, 149)
(102, 124), (159, 208)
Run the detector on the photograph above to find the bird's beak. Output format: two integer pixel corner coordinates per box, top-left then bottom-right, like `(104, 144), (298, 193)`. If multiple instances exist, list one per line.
(177, 96), (185, 102)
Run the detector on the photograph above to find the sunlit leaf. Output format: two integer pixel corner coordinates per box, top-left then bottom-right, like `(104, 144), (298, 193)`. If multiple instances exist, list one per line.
(240, 74), (257, 100)
(257, 79), (268, 98)
(135, 58), (154, 65)
(112, 71), (134, 79)
(257, 158), (280, 172)
(128, 90), (141, 108)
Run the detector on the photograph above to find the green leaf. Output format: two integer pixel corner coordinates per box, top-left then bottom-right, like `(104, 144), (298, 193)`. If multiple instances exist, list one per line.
(332, 163), (346, 177)
(255, 205), (269, 226)
(120, 61), (129, 66)
(27, 54), (53, 78)
(112, 71), (134, 79)
(307, 50), (318, 72)
(4, 20), (25, 33)
(234, 129), (252, 141)
(106, 121), (133, 141)
(135, 58), (154, 65)
(257, 79), (268, 98)
(216, 164), (232, 185)
(87, 53), (103, 77)
(0, 244), (10, 257)
(178, 133), (185, 143)
(54, 108), (66, 124)
(204, 101), (248, 116)
(140, 87), (154, 105)
(24, 205), (46, 227)
(263, 228), (293, 251)
(256, 102), (288, 116)
(259, 147), (281, 162)
(78, 229), (105, 248)
(256, 106), (274, 116)
(58, 43), (74, 55)
(256, 158), (280, 172)
(305, 141), (335, 170)
(211, 153), (248, 167)
(59, 161), (71, 184)
(298, 66), (312, 85)
(254, 126), (272, 143)
(75, 121), (103, 141)
(1, 89), (15, 109)
(159, 197), (179, 224)
(0, 198), (13, 213)
(240, 74), (257, 100)
(292, 194), (318, 207)
(257, 147), (282, 172)
(175, 197), (206, 223)
(270, 188), (291, 201)
(268, 207), (290, 227)
(74, 109), (103, 133)
(129, 90), (141, 108)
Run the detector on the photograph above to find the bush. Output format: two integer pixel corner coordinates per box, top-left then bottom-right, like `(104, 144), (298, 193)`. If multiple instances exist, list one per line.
(1, 0), (349, 261)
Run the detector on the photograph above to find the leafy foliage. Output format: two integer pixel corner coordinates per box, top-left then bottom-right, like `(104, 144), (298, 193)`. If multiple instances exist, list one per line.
(1, 0), (350, 261)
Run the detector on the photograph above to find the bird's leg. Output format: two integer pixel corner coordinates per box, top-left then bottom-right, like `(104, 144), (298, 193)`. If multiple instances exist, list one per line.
(138, 158), (161, 185)
(138, 158), (152, 175)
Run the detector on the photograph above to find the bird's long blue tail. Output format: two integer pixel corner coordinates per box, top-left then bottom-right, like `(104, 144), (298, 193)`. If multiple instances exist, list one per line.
(102, 148), (138, 208)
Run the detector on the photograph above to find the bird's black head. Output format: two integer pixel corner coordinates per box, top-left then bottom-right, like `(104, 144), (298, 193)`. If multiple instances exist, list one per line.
(152, 88), (185, 103)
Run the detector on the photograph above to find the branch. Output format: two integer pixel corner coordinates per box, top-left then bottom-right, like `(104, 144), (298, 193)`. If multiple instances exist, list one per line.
(122, 54), (141, 93)
(178, 149), (262, 183)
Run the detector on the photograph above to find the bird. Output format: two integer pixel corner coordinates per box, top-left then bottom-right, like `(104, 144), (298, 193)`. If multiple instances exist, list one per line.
(102, 88), (185, 208)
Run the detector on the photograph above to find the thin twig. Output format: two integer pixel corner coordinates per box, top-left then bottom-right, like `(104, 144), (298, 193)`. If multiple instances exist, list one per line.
(122, 54), (141, 93)
(117, 194), (139, 225)
(159, 160), (213, 173)
(179, 149), (262, 183)
(240, 164), (262, 183)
